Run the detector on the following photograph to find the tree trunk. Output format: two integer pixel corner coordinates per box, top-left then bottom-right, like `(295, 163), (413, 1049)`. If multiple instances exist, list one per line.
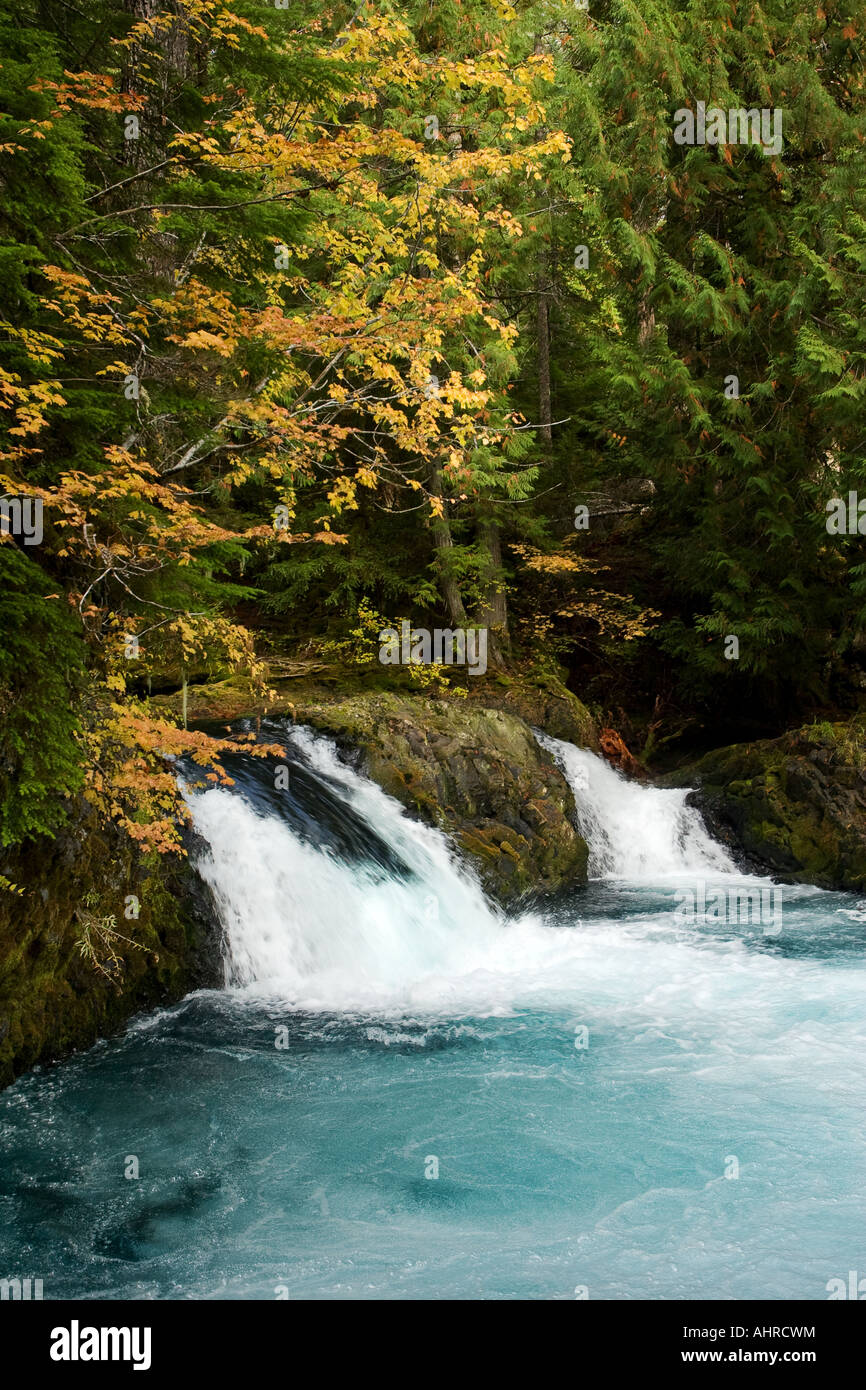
(429, 464), (467, 627)
(634, 202), (659, 347)
(476, 512), (509, 668)
(536, 261), (553, 446)
(637, 286), (656, 347)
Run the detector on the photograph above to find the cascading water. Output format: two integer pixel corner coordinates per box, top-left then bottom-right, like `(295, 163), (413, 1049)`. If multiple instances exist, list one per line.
(536, 732), (736, 878)
(190, 727), (741, 1007)
(1, 722), (865, 1300)
(189, 726), (506, 1008)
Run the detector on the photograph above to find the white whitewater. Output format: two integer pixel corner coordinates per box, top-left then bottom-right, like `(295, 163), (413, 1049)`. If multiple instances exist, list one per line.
(187, 727), (747, 1009)
(537, 732), (736, 878)
(187, 727), (504, 1005)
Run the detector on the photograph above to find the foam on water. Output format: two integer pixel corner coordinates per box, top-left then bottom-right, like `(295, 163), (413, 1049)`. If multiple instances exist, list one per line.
(188, 727), (506, 1009)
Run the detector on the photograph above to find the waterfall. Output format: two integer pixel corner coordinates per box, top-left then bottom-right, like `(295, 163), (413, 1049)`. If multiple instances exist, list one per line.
(186, 725), (740, 1006)
(186, 726), (504, 1006)
(536, 733), (736, 879)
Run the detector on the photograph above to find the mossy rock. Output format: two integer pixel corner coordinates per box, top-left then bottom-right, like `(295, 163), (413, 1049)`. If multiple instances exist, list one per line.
(663, 722), (866, 889)
(153, 666), (598, 751)
(462, 672), (598, 751)
(155, 671), (594, 905)
(0, 806), (220, 1091)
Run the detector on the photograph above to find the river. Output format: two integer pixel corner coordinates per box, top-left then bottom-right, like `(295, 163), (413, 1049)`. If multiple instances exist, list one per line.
(1, 725), (863, 1299)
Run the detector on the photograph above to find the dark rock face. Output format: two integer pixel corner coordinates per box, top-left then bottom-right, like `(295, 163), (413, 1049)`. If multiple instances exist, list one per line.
(0, 808), (221, 1090)
(663, 723), (866, 890)
(295, 692), (591, 904)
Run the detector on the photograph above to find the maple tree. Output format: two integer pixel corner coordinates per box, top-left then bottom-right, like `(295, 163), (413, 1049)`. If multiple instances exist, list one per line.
(0, 0), (574, 846)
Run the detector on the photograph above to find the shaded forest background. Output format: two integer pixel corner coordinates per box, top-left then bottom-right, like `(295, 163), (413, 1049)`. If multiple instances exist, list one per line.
(2, 0), (866, 855)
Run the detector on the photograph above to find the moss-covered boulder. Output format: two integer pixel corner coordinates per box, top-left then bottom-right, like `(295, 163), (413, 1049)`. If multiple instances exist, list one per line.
(0, 807), (219, 1090)
(462, 672), (599, 750)
(294, 692), (589, 904)
(663, 721), (866, 889)
(159, 663), (598, 751)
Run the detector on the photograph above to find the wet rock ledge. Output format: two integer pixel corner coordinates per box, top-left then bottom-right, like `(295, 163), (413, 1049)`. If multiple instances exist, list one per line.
(167, 671), (598, 908)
